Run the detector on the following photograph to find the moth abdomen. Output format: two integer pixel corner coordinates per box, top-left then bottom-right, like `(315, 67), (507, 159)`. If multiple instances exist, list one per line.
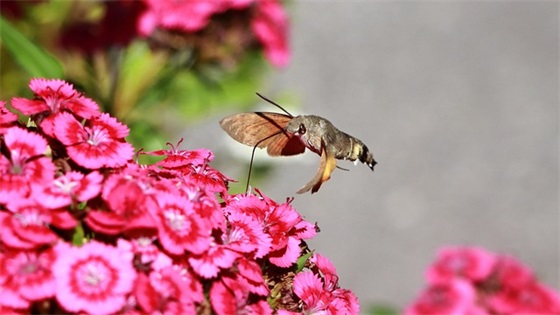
(345, 137), (376, 171)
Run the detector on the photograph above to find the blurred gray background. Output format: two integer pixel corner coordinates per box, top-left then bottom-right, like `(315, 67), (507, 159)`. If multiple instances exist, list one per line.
(192, 2), (559, 312)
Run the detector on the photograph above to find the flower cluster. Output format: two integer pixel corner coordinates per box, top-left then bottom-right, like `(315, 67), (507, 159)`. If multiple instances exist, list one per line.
(0, 78), (358, 314)
(405, 246), (560, 315)
(60, 0), (290, 68)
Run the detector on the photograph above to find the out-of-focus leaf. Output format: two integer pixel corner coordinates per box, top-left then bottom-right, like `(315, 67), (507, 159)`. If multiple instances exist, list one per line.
(0, 15), (64, 78)
(367, 305), (399, 315)
(296, 250), (314, 273)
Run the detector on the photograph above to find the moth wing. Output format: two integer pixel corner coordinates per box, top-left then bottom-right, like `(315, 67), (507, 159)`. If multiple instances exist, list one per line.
(266, 134), (306, 156)
(220, 112), (306, 156)
(297, 140), (337, 194)
(220, 112), (292, 148)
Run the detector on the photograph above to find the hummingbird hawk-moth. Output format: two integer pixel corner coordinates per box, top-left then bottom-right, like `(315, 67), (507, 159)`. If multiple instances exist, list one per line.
(219, 93), (377, 194)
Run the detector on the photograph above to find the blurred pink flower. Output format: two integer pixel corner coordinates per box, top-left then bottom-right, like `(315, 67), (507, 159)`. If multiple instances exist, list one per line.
(0, 248), (56, 306)
(53, 241), (136, 315)
(252, 0), (291, 67)
(426, 246), (496, 283)
(405, 279), (485, 315)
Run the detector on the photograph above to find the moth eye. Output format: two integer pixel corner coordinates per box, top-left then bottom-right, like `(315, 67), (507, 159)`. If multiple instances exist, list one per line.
(298, 124), (306, 135)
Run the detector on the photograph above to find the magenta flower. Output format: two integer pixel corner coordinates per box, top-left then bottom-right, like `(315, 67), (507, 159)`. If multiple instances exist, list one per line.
(405, 279), (483, 315)
(188, 244), (239, 278)
(53, 241), (136, 315)
(10, 78), (100, 137)
(252, 0), (291, 68)
(488, 281), (560, 314)
(425, 246), (496, 284)
(0, 127), (55, 204)
(223, 211), (272, 259)
(0, 199), (73, 250)
(138, 0), (221, 35)
(150, 191), (212, 255)
(0, 101), (18, 132)
(210, 274), (271, 315)
(135, 265), (202, 314)
(32, 170), (103, 209)
(293, 270), (332, 314)
(52, 112), (134, 169)
(0, 248), (56, 306)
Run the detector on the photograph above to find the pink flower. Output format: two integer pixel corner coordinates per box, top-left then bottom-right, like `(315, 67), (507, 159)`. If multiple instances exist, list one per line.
(251, 0), (291, 68)
(426, 246), (496, 284)
(0, 101), (18, 132)
(52, 112), (134, 169)
(0, 248), (56, 305)
(0, 200), (66, 250)
(211, 274), (267, 315)
(53, 241), (136, 315)
(32, 171), (103, 209)
(405, 280), (485, 315)
(10, 78), (99, 137)
(237, 257), (269, 296)
(86, 167), (157, 235)
(188, 244), (239, 278)
(223, 211), (272, 259)
(293, 270), (332, 314)
(492, 255), (534, 289)
(143, 139), (214, 167)
(138, 0), (221, 35)
(150, 191), (212, 255)
(488, 281), (560, 314)
(135, 265), (202, 315)
(0, 127), (55, 204)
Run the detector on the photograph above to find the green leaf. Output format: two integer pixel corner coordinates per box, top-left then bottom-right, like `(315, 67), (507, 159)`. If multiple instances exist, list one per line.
(367, 305), (399, 315)
(296, 250), (314, 273)
(72, 223), (85, 246)
(0, 15), (64, 78)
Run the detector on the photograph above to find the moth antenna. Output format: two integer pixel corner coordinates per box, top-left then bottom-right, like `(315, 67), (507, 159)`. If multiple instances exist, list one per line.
(256, 92), (293, 118)
(336, 165), (350, 172)
(246, 129), (286, 192)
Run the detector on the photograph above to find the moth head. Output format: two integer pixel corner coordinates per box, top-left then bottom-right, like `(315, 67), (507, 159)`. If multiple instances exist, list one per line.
(285, 116), (307, 136)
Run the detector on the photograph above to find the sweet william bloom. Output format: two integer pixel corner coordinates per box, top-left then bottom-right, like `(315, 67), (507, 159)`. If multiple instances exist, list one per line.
(252, 0), (291, 68)
(492, 255), (534, 289)
(210, 274), (270, 315)
(10, 78), (99, 137)
(135, 265), (202, 315)
(0, 101), (18, 133)
(0, 127), (55, 204)
(52, 112), (134, 169)
(150, 191), (212, 255)
(488, 281), (560, 314)
(188, 244), (239, 278)
(425, 246), (496, 284)
(138, 0), (221, 35)
(0, 199), (77, 250)
(53, 241), (136, 315)
(143, 139), (214, 168)
(404, 279), (486, 315)
(32, 170), (103, 209)
(223, 211), (272, 259)
(293, 270), (332, 314)
(0, 248), (56, 305)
